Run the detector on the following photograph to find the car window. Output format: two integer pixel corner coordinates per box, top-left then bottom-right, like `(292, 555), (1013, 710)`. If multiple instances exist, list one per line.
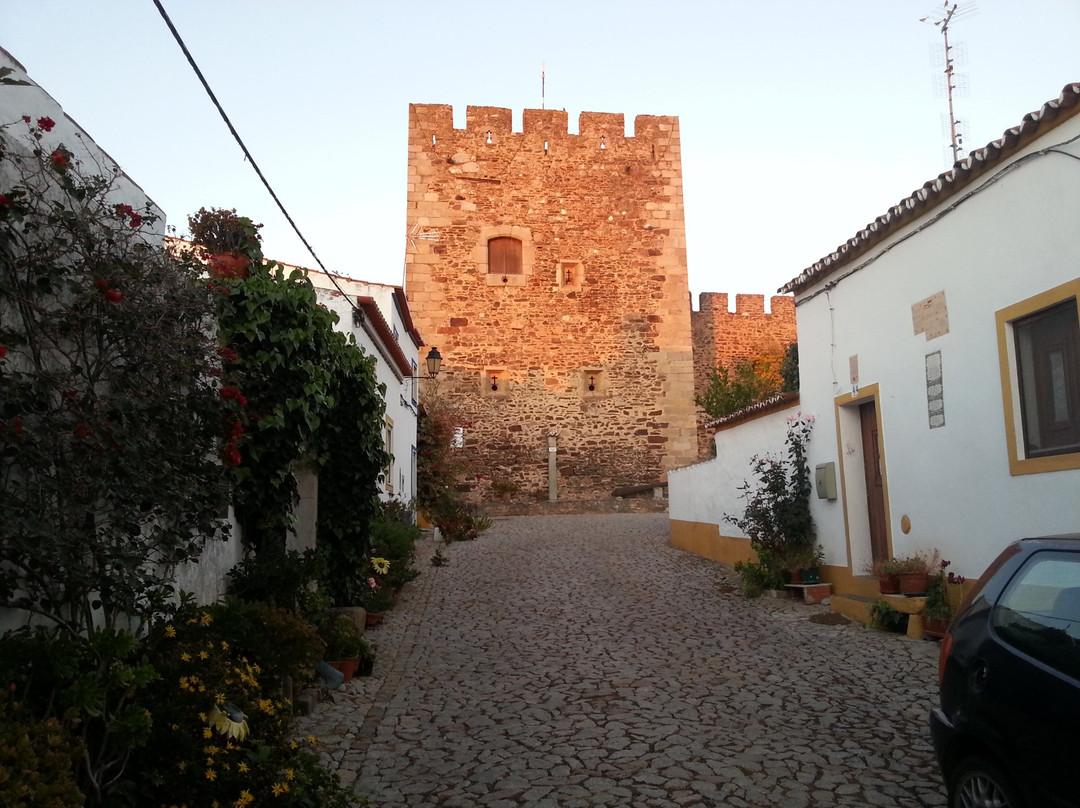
(990, 550), (1080, 681)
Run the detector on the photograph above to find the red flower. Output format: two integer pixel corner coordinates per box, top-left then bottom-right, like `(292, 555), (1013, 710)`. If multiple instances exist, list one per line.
(0, 345), (6, 359)
(224, 447), (242, 467)
(50, 150), (67, 168)
(0, 194), (11, 207)
(37, 116), (56, 132)
(105, 289), (123, 303)
(128, 212), (143, 228)
(21, 115), (31, 124)
(219, 386), (248, 406)
(11, 418), (24, 436)
(216, 347), (239, 363)
(73, 423), (92, 439)
(94, 279), (108, 290)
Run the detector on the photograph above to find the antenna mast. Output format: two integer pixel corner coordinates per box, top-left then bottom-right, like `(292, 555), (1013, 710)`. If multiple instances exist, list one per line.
(541, 61), (546, 110)
(921, 2), (976, 164)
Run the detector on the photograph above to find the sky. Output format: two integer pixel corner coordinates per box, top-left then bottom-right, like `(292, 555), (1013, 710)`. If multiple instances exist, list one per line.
(3, 1), (1079, 306)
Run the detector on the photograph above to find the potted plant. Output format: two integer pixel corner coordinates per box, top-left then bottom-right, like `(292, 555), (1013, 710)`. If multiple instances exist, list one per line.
(869, 599), (907, 633)
(865, 558), (902, 595)
(491, 479), (519, 502)
(359, 577), (396, 626)
(922, 558), (957, 637)
(356, 637), (377, 677)
(893, 549), (940, 596)
(187, 207), (263, 278)
(318, 612), (365, 682)
(781, 543), (823, 585)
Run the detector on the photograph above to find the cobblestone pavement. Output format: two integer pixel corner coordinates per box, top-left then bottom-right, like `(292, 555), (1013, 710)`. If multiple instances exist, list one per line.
(295, 514), (947, 807)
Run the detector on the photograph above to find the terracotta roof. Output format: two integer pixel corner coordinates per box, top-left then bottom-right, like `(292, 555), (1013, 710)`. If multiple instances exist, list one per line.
(355, 296), (415, 379)
(706, 391), (799, 431)
(780, 82), (1080, 295)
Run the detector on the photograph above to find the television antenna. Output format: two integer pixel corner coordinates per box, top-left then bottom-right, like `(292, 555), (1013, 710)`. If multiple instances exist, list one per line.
(920, 2), (977, 164)
(407, 221), (439, 250)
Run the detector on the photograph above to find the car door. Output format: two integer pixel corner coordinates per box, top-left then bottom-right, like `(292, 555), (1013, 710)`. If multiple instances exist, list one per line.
(986, 549), (1080, 806)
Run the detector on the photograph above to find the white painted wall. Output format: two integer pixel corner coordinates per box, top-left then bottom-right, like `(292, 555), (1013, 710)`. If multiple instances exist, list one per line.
(310, 276), (421, 505)
(669, 405), (799, 535)
(795, 114), (1080, 580)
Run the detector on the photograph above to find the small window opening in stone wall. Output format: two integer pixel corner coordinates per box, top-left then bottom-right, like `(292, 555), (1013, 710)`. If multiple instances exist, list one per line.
(432, 134), (437, 146)
(486, 130), (492, 144)
(488, 237), (523, 279)
(600, 136), (606, 150)
(556, 261), (584, 292)
(544, 140), (549, 154)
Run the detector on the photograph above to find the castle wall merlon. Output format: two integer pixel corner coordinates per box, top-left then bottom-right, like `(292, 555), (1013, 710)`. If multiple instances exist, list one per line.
(522, 108), (569, 135)
(579, 112), (626, 138)
(410, 103), (453, 133)
(634, 115), (678, 138)
(466, 105), (513, 133)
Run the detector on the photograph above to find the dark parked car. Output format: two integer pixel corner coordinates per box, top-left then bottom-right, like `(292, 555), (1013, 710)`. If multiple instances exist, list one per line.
(930, 535), (1080, 808)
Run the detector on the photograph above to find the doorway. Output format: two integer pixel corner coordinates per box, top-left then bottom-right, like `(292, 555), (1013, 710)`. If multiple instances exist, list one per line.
(860, 401), (889, 564)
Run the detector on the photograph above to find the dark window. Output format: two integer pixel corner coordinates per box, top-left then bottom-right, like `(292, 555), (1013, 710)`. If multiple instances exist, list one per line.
(1015, 298), (1080, 458)
(488, 237), (522, 276)
(991, 551), (1080, 680)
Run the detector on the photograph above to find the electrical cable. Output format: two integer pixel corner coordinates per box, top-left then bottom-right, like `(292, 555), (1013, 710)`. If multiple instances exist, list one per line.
(151, 0), (356, 308)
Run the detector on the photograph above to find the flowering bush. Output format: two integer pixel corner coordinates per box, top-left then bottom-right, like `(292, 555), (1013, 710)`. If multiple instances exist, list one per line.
(0, 115), (232, 634)
(131, 601), (356, 807)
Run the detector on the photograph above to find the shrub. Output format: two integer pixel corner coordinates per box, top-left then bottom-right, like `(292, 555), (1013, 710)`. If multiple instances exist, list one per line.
(0, 689), (85, 808)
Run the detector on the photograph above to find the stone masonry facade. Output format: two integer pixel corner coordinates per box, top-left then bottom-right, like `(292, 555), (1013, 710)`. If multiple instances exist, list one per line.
(692, 293), (796, 457)
(404, 104), (794, 501)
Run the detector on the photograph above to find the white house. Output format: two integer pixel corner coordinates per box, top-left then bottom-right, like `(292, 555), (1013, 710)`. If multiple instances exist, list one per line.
(306, 270), (423, 506)
(671, 82), (1080, 614)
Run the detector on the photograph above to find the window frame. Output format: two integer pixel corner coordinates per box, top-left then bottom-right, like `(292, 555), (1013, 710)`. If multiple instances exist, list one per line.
(996, 278), (1080, 475)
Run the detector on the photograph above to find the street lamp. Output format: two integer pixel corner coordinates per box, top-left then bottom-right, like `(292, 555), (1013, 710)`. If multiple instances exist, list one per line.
(425, 346), (442, 378)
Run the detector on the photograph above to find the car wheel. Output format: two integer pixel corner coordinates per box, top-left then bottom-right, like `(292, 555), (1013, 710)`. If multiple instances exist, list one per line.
(950, 755), (1025, 808)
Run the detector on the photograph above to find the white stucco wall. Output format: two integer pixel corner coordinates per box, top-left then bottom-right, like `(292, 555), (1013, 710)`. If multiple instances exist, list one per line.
(795, 113), (1080, 580)
(0, 48), (164, 233)
(310, 278), (420, 505)
(669, 404), (799, 535)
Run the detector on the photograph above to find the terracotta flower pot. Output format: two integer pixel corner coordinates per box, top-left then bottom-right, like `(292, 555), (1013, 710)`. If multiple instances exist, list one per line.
(208, 251), (251, 279)
(327, 657), (359, 683)
(898, 571), (929, 595)
(365, 611), (384, 627)
(878, 574), (901, 595)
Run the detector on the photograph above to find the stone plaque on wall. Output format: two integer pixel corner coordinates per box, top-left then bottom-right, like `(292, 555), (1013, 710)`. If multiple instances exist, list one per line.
(926, 351), (945, 429)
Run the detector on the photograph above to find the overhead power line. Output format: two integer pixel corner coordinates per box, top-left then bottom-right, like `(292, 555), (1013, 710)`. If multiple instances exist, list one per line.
(151, 0), (355, 304)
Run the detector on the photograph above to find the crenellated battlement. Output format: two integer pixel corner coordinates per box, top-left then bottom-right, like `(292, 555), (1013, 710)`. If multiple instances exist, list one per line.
(696, 293), (796, 317)
(410, 103), (679, 143)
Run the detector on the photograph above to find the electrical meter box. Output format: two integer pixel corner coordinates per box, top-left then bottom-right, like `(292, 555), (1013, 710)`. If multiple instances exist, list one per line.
(815, 462), (837, 500)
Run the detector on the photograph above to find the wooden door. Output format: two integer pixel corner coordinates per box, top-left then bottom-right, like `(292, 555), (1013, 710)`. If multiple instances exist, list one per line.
(860, 402), (889, 562)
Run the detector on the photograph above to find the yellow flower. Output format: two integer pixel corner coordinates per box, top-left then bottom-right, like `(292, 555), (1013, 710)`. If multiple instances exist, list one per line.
(371, 557), (390, 575)
(283, 768), (295, 781)
(215, 693), (226, 706)
(257, 698), (274, 714)
(199, 651), (209, 660)
(180, 652), (192, 662)
(307, 735), (318, 745)
(221, 641), (229, 650)
(271, 782), (290, 796)
(205, 769), (217, 781)
(237, 762), (250, 773)
(203, 728), (213, 739)
(209, 703), (249, 741)
(164, 625), (177, 638)
(234, 791), (254, 807)
(200, 612), (213, 625)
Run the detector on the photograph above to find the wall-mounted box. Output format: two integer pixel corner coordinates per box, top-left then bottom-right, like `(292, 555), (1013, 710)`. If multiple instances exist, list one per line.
(815, 462), (837, 500)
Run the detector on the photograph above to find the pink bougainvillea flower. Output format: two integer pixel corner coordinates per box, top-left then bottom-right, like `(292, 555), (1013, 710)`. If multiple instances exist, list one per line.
(105, 289), (123, 303)
(50, 150), (68, 168)
(224, 447), (242, 466)
(37, 116), (56, 132)
(216, 347), (239, 363)
(128, 212), (143, 228)
(0, 194), (11, 206)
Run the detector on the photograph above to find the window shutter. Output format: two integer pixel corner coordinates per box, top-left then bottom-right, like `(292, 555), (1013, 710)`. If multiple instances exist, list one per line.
(489, 237), (523, 275)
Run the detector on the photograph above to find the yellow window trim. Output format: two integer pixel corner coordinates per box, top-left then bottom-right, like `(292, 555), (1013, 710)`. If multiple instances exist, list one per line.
(995, 277), (1080, 476)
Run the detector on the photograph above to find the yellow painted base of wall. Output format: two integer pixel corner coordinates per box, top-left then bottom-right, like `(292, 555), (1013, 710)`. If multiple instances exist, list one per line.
(669, 520), (756, 567)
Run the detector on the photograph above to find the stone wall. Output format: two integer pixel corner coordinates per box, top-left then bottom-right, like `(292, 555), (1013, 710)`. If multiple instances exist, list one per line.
(691, 293), (796, 458)
(405, 104), (698, 500)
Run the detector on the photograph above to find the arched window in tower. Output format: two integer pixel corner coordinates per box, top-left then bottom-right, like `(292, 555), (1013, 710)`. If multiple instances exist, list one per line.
(488, 237), (523, 277)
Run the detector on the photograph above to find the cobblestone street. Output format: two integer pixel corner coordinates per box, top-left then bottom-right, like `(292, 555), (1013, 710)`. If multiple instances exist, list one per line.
(295, 514), (946, 807)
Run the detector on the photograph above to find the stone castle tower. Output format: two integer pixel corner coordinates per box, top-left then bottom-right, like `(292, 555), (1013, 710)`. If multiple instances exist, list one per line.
(404, 104), (699, 500)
